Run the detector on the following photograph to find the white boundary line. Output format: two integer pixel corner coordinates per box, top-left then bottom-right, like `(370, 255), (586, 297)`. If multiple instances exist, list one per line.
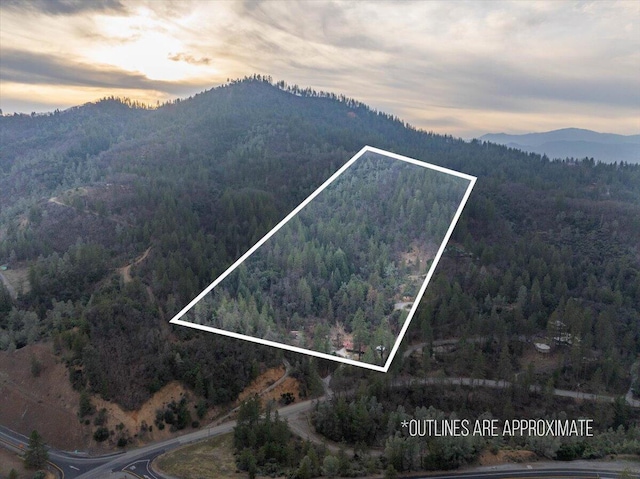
(170, 145), (477, 372)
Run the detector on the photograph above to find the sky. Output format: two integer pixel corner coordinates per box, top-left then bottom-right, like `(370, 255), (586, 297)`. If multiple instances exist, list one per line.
(0, 0), (638, 139)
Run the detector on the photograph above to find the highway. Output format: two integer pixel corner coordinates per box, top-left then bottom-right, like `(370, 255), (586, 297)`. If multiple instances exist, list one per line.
(75, 398), (314, 478)
(2, 402), (639, 478)
(403, 343), (640, 408)
(1, 351), (639, 478)
(1, 425), (119, 476)
(0, 399), (313, 479)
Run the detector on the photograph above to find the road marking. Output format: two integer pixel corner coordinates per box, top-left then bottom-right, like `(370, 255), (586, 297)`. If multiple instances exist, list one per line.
(48, 460), (65, 479)
(125, 471), (145, 479)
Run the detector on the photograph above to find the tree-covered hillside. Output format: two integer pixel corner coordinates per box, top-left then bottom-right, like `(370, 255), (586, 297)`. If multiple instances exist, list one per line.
(187, 150), (471, 366)
(1, 76), (639, 444)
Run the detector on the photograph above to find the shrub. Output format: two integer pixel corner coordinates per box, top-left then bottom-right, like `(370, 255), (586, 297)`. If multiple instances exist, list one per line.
(93, 427), (109, 442)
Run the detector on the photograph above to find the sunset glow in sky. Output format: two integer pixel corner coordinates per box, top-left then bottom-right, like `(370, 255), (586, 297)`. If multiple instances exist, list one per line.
(1, 0), (638, 138)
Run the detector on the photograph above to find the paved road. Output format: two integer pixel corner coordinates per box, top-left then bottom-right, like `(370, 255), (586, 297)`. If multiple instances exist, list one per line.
(391, 376), (640, 408)
(0, 425), (121, 477)
(0, 360), (297, 479)
(403, 336), (534, 358)
(122, 459), (161, 479)
(62, 372), (640, 476)
(1, 420), (234, 479)
(2, 349), (639, 478)
(75, 399), (314, 478)
(3, 396), (639, 479)
(403, 341), (640, 408)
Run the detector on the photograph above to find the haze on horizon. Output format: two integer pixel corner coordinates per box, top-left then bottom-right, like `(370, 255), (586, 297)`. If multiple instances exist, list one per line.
(0, 0), (638, 139)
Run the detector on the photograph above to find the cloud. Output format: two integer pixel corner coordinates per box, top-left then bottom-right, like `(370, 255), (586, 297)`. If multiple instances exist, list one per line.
(247, 2), (639, 118)
(396, 55), (640, 113)
(168, 52), (212, 66)
(0, 48), (206, 95)
(1, 0), (127, 16)
(235, 0), (393, 53)
(1, 0), (638, 136)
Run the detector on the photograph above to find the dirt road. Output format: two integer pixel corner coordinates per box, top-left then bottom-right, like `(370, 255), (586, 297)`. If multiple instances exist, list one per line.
(118, 247), (152, 284)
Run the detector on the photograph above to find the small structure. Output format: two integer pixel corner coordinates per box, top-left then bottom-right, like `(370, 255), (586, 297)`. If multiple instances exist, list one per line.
(534, 342), (551, 354)
(549, 320), (579, 346)
(553, 332), (569, 345)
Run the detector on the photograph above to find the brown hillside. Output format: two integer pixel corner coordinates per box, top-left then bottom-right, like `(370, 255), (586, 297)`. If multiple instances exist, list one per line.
(0, 342), (88, 450)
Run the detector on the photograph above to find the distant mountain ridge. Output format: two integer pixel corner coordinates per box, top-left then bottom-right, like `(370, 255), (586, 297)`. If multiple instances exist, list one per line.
(478, 128), (640, 164)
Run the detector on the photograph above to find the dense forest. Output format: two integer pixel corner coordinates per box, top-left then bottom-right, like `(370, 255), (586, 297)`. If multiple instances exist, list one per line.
(1, 76), (639, 461)
(186, 151), (471, 366)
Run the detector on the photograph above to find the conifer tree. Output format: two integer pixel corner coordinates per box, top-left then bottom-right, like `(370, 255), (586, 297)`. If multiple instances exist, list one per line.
(25, 429), (48, 469)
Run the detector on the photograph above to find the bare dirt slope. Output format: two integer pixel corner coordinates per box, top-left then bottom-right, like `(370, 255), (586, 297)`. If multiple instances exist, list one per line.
(236, 365), (300, 407)
(0, 346), (300, 453)
(0, 340), (204, 451)
(91, 380), (197, 444)
(0, 448), (29, 478)
(0, 342), (88, 450)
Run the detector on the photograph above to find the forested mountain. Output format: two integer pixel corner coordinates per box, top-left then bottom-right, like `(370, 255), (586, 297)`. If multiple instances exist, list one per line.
(1, 76), (639, 456)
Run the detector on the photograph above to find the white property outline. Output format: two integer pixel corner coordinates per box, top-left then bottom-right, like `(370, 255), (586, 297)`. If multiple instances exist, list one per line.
(170, 146), (477, 372)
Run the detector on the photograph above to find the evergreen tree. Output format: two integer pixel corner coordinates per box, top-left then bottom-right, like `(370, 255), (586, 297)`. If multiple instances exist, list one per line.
(322, 455), (339, 478)
(25, 429), (48, 469)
